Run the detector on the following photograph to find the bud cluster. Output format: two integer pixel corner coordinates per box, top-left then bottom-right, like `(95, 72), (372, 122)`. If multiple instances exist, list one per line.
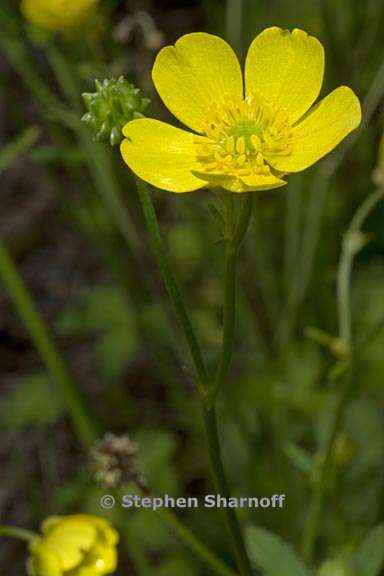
(82, 77), (150, 146)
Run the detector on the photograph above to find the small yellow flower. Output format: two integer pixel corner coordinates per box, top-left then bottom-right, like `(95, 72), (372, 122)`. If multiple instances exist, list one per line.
(120, 28), (361, 193)
(21, 0), (98, 32)
(27, 514), (119, 576)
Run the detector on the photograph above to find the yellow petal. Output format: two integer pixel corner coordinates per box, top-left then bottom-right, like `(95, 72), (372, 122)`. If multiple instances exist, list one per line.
(245, 27), (324, 123)
(28, 542), (61, 576)
(121, 119), (206, 193)
(267, 86), (362, 173)
(81, 544), (118, 573)
(88, 515), (119, 546)
(43, 516), (97, 571)
(152, 33), (243, 133)
(41, 516), (62, 535)
(192, 170), (286, 193)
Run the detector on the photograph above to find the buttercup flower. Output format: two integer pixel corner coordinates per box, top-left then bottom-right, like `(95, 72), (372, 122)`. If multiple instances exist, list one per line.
(27, 514), (119, 576)
(21, 0), (98, 32)
(120, 28), (361, 193)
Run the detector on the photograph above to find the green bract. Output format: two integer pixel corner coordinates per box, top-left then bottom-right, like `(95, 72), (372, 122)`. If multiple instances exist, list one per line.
(82, 77), (150, 146)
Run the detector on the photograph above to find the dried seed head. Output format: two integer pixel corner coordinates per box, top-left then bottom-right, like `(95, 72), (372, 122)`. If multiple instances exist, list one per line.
(91, 433), (146, 489)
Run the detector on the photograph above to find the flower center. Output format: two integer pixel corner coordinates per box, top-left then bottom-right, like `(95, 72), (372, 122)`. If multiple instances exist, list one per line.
(195, 94), (293, 178)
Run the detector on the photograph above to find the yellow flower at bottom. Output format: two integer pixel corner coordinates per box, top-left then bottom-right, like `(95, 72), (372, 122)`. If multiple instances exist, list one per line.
(120, 28), (361, 193)
(21, 0), (98, 32)
(27, 515), (119, 576)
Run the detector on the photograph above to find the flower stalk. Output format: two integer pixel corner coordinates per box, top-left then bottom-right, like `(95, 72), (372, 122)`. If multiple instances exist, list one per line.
(135, 177), (252, 575)
(156, 507), (238, 576)
(208, 192), (253, 406)
(135, 177), (209, 395)
(0, 525), (37, 543)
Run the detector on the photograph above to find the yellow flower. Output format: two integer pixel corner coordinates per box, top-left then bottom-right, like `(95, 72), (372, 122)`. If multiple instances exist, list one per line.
(27, 515), (119, 576)
(120, 28), (361, 193)
(21, 0), (98, 32)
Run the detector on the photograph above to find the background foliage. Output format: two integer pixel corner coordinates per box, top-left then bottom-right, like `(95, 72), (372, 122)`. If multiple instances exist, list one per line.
(1, 0), (384, 574)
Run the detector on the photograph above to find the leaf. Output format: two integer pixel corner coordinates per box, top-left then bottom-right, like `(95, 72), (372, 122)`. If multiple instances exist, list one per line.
(353, 524), (384, 576)
(155, 552), (197, 576)
(57, 285), (138, 382)
(96, 325), (136, 381)
(284, 442), (313, 474)
(246, 526), (311, 576)
(0, 372), (64, 429)
(135, 428), (179, 494)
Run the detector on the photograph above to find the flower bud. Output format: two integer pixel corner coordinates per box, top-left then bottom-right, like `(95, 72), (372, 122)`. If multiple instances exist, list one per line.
(82, 77), (150, 146)
(21, 0), (98, 33)
(27, 514), (119, 576)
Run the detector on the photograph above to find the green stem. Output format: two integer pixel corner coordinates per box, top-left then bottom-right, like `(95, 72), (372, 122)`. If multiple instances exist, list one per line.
(301, 187), (384, 562)
(134, 179), (252, 575)
(277, 175), (303, 346)
(298, 52), (384, 311)
(0, 126), (41, 174)
(135, 178), (208, 393)
(0, 241), (98, 448)
(203, 406), (252, 576)
(338, 188), (384, 351)
(157, 507), (237, 576)
(0, 525), (37, 543)
(120, 524), (153, 576)
(118, 483), (237, 576)
(209, 193), (253, 404)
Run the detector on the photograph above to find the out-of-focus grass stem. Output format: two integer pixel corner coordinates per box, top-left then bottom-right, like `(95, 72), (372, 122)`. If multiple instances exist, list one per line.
(45, 42), (141, 254)
(301, 187), (384, 562)
(226, 0), (243, 54)
(276, 174), (303, 346)
(296, 53), (384, 325)
(0, 240), (98, 448)
(0, 126), (41, 173)
(0, 130), (98, 449)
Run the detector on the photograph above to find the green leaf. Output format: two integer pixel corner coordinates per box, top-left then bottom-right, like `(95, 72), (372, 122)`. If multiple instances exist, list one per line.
(0, 372), (64, 429)
(155, 552), (197, 576)
(246, 526), (311, 576)
(284, 442), (313, 474)
(353, 524), (384, 576)
(57, 285), (138, 382)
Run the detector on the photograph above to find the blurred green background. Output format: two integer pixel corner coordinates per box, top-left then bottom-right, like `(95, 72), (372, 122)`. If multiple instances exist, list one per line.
(1, 0), (384, 574)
